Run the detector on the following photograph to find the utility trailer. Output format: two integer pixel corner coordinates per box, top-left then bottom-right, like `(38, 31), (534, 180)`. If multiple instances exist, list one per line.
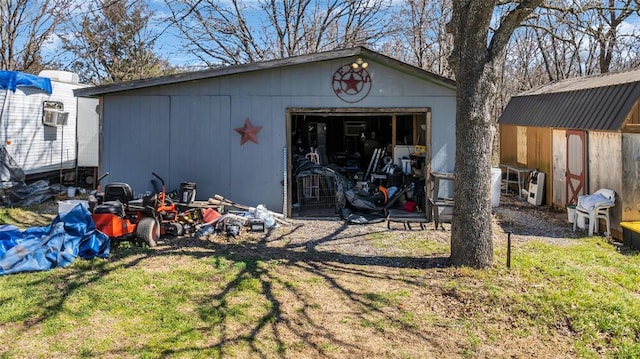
(0, 70), (98, 186)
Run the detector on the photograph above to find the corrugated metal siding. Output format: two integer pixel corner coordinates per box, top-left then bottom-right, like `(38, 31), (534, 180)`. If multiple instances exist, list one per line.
(499, 82), (640, 131)
(102, 96), (171, 195)
(168, 96), (231, 201)
(77, 97), (99, 166)
(0, 82), (78, 175)
(97, 58), (457, 211)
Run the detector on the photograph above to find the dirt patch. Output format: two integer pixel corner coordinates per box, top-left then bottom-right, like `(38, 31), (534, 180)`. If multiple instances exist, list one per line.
(147, 194), (585, 358)
(162, 193), (581, 258)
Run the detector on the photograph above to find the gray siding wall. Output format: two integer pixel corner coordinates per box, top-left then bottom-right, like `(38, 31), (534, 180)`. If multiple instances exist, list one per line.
(99, 59), (456, 210)
(77, 96), (99, 167)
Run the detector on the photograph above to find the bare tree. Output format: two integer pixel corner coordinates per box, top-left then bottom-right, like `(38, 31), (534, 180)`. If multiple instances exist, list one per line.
(60, 0), (172, 84)
(0, 0), (71, 72)
(447, 0), (543, 268)
(164, 0), (392, 66)
(572, 0), (640, 73)
(382, 0), (453, 77)
(516, 0), (640, 81)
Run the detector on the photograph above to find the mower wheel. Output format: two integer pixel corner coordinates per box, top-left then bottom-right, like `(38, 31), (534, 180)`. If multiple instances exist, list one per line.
(170, 222), (185, 236)
(137, 217), (160, 247)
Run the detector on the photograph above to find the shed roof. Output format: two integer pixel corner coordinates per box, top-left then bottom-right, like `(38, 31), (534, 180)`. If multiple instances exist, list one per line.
(74, 46), (455, 97)
(498, 67), (640, 131)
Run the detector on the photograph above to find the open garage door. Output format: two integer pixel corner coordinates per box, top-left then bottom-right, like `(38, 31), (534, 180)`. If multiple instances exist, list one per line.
(286, 108), (431, 217)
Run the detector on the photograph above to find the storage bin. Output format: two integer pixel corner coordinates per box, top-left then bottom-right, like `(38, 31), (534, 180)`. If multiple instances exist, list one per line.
(179, 182), (197, 203)
(58, 200), (89, 215)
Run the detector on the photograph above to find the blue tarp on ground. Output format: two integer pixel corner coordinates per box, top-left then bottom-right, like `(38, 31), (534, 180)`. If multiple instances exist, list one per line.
(0, 70), (53, 94)
(0, 204), (109, 275)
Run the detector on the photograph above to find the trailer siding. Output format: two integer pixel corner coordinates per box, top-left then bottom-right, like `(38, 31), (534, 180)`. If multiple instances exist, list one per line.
(0, 81), (78, 175)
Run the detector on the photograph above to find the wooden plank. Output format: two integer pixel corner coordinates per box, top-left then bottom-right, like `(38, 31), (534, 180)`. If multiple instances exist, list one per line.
(588, 131), (623, 236)
(622, 99), (640, 126)
(622, 124), (640, 133)
(425, 111), (433, 203)
(588, 132), (622, 194)
(552, 129), (567, 207)
(517, 126), (528, 165)
(499, 124), (518, 164)
(526, 126), (553, 205)
(622, 133), (640, 222)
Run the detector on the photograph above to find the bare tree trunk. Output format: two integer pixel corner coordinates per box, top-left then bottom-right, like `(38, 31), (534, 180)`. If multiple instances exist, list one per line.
(449, 66), (496, 268)
(447, 0), (543, 268)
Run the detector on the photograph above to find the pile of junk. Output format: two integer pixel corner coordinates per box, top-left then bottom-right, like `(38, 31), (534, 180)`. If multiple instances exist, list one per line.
(1, 162), (287, 250)
(82, 172), (290, 247)
(0, 145), (63, 207)
(292, 146), (427, 224)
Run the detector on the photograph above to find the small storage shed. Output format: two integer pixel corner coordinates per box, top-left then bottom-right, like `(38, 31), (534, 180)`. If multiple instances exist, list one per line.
(498, 67), (640, 239)
(74, 47), (457, 215)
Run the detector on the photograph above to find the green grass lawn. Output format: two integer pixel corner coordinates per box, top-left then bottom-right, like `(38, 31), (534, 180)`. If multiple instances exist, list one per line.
(1, 206), (640, 358)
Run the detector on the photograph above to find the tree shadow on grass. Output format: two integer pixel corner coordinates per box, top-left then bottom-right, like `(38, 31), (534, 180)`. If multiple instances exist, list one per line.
(5, 245), (157, 329)
(132, 222), (451, 358)
(2, 220), (450, 358)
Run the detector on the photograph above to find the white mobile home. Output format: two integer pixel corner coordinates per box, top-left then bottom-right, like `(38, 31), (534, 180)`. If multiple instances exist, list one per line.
(0, 70), (98, 184)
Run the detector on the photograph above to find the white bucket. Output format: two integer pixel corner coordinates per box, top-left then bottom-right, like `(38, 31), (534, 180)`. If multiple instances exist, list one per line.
(401, 159), (411, 174)
(67, 187), (76, 198)
(567, 205), (576, 223)
(490, 168), (502, 207)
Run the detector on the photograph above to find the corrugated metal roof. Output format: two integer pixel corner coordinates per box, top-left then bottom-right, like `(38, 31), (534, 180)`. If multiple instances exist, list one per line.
(74, 46), (456, 97)
(499, 67), (640, 131)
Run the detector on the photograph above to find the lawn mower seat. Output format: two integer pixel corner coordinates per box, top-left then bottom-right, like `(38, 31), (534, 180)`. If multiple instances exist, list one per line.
(93, 201), (125, 217)
(103, 183), (134, 203)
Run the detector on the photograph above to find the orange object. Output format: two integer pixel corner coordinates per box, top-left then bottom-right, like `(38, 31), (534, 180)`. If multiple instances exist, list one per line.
(201, 208), (221, 223)
(92, 213), (136, 238)
(378, 186), (388, 204)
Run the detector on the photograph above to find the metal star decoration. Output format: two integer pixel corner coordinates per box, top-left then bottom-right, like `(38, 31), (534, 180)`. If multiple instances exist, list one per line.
(234, 118), (263, 145)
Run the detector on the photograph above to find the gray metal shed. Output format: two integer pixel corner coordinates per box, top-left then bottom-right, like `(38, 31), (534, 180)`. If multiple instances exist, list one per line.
(74, 47), (457, 215)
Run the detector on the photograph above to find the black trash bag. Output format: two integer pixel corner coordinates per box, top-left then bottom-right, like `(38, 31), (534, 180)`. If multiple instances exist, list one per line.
(340, 207), (385, 225)
(0, 145), (25, 183)
(344, 187), (382, 211)
(3, 180), (54, 206)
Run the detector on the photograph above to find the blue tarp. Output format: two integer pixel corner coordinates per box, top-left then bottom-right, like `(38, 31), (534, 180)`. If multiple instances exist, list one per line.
(0, 70), (52, 94)
(0, 204), (110, 275)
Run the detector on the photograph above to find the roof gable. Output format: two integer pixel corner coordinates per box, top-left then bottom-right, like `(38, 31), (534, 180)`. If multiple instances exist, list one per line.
(75, 47), (455, 97)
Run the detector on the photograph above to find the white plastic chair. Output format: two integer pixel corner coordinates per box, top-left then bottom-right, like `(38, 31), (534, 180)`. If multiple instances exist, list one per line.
(573, 188), (615, 237)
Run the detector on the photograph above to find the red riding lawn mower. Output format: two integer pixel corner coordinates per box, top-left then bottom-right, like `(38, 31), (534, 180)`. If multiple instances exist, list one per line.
(88, 172), (183, 247)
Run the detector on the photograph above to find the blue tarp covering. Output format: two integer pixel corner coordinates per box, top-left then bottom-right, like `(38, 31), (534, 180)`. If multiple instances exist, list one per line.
(0, 204), (110, 275)
(0, 70), (52, 94)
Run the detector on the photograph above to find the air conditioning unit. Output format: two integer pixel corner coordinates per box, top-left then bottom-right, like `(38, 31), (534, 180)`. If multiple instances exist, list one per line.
(42, 109), (69, 127)
(344, 121), (366, 136)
